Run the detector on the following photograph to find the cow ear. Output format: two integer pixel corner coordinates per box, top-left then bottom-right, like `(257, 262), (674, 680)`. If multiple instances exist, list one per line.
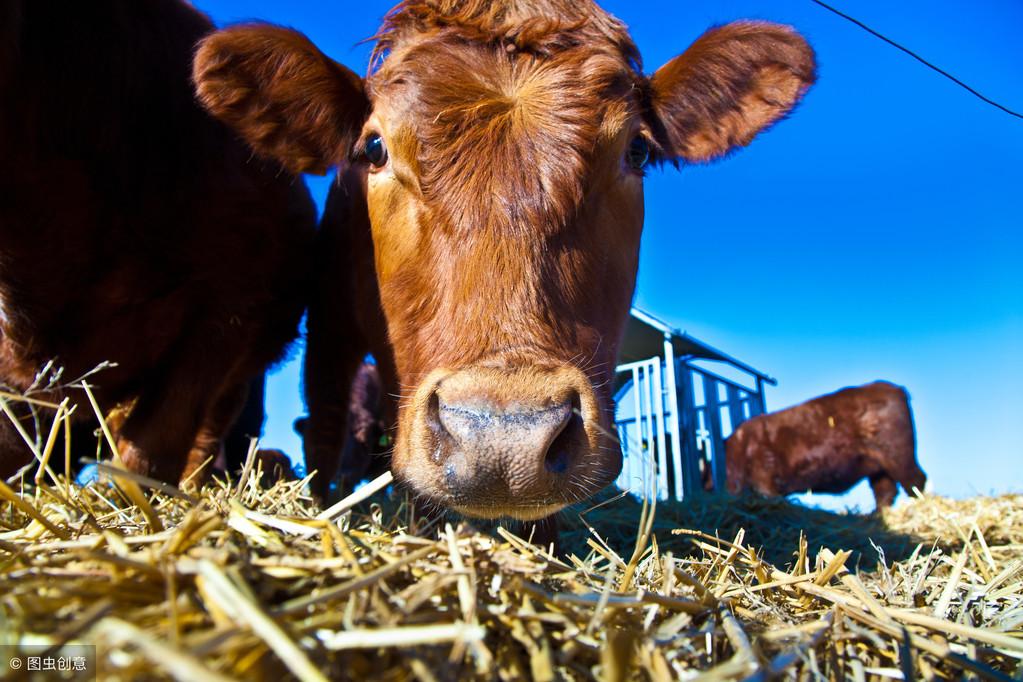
(193, 24), (368, 175)
(647, 21), (815, 164)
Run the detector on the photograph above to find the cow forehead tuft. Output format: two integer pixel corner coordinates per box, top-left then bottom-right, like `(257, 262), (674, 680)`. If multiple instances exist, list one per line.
(370, 39), (640, 235)
(369, 0), (641, 71)
(362, 0), (645, 235)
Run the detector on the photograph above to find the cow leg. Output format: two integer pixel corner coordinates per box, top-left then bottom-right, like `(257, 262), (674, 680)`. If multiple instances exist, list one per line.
(303, 392), (355, 500)
(894, 462), (927, 499)
(117, 390), (208, 484)
(179, 381), (251, 485)
(868, 473), (897, 511)
(116, 354), (245, 485)
(303, 335), (364, 500)
(867, 436), (926, 508)
(222, 375), (266, 473)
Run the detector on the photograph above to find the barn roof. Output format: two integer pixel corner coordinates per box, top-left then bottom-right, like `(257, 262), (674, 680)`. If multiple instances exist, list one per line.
(617, 307), (776, 385)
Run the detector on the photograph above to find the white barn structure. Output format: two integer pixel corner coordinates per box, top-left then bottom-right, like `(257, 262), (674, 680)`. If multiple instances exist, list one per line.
(614, 308), (775, 501)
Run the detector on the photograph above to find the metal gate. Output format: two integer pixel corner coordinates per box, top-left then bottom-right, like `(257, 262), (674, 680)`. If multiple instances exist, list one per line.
(614, 356), (680, 501)
(614, 356), (767, 501)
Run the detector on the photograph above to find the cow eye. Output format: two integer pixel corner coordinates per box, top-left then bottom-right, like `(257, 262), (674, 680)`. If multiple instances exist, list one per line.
(364, 133), (388, 168)
(626, 135), (649, 170)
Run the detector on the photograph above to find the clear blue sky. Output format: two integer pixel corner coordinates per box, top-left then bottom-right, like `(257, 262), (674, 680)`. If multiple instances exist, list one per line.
(198, 1), (1022, 509)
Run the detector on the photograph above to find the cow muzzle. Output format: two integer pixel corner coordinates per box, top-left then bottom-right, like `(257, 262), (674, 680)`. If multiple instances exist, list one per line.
(396, 364), (620, 520)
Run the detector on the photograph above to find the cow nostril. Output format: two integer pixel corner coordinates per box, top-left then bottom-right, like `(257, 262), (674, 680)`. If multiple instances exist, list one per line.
(427, 390), (442, 430)
(544, 441), (570, 474)
(544, 408), (583, 475)
(433, 386), (586, 481)
(426, 391), (449, 464)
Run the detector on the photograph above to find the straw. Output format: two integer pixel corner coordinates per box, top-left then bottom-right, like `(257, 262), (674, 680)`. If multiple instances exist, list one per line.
(0, 382), (1020, 679)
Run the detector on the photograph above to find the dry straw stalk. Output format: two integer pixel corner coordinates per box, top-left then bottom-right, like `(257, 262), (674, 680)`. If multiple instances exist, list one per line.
(1, 396), (1021, 680)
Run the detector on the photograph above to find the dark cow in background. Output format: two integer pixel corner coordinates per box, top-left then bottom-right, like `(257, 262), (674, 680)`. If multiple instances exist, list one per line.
(301, 167), (398, 499)
(0, 1), (315, 484)
(337, 362), (391, 487)
(294, 361), (393, 492)
(725, 381), (927, 510)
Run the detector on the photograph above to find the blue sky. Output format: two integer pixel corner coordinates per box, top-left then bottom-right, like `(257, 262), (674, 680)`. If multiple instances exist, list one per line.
(198, 1), (1022, 509)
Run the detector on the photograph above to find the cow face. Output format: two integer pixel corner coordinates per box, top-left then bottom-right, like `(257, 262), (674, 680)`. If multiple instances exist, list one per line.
(195, 2), (814, 519)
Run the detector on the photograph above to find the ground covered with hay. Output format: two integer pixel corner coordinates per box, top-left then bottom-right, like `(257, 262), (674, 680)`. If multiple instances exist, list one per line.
(2, 462), (1021, 681)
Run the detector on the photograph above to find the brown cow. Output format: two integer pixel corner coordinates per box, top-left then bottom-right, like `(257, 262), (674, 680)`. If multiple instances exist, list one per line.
(0, 1), (315, 484)
(725, 381), (927, 510)
(294, 361), (392, 492)
(194, 1), (816, 520)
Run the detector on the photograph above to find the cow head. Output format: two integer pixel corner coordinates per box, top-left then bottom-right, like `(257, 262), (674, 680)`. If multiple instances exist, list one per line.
(194, 1), (814, 520)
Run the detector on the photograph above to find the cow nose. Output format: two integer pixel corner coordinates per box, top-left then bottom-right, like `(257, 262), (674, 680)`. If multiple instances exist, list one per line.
(397, 365), (620, 520)
(440, 398), (574, 476)
(432, 394), (582, 497)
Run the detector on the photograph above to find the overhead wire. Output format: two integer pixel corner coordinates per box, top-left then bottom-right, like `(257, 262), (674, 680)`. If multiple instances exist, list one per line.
(808, 0), (1023, 120)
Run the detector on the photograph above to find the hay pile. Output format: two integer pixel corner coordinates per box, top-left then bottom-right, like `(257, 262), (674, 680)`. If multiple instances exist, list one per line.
(3, 454), (1022, 682)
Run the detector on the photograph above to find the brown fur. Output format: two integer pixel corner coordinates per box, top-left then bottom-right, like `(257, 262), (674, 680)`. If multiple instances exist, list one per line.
(194, 24), (367, 176)
(0, 1), (315, 484)
(725, 382), (928, 510)
(648, 21), (816, 162)
(195, 1), (815, 514)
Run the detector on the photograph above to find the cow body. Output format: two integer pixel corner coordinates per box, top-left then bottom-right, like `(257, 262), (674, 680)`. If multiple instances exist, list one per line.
(725, 381), (927, 509)
(195, 1), (816, 520)
(0, 1), (315, 483)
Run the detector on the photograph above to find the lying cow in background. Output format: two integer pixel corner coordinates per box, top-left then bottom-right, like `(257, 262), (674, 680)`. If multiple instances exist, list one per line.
(195, 0), (816, 525)
(725, 381), (927, 510)
(0, 0), (315, 484)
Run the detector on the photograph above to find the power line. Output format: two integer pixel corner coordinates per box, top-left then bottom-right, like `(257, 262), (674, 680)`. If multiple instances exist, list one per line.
(808, 0), (1023, 120)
